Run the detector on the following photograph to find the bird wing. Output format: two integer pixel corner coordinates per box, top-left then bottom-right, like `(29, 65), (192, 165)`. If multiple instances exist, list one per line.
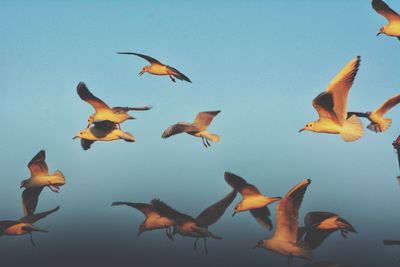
(304, 211), (338, 228)
(151, 199), (194, 224)
(116, 52), (162, 65)
(373, 94), (400, 117)
(93, 120), (118, 129)
(346, 112), (370, 118)
(372, 0), (400, 22)
(19, 206), (60, 223)
(27, 150), (49, 176)
(77, 82), (111, 112)
(112, 106), (152, 112)
(274, 179), (311, 243)
(224, 172), (261, 196)
(312, 92), (340, 124)
(0, 220), (19, 231)
(161, 123), (199, 138)
(81, 139), (95, 151)
(193, 111), (221, 131)
(324, 56), (361, 123)
(250, 207), (273, 230)
(302, 228), (336, 250)
(22, 187), (44, 216)
(111, 202), (160, 219)
(196, 190), (237, 227)
(167, 66), (192, 83)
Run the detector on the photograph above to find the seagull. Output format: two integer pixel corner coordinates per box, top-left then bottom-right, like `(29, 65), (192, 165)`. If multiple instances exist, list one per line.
(77, 82), (151, 128)
(347, 94), (400, 133)
(372, 0), (400, 40)
(224, 172), (281, 230)
(73, 121), (135, 150)
(0, 206), (59, 246)
(299, 56), (363, 142)
(254, 179), (312, 267)
(151, 190), (236, 253)
(161, 111), (221, 147)
(111, 201), (176, 238)
(20, 150), (65, 216)
(117, 52), (192, 83)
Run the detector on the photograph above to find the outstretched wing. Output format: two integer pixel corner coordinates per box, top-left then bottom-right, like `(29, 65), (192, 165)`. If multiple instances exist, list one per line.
(20, 206), (60, 224)
(81, 139), (95, 150)
(302, 228), (336, 250)
(151, 199), (194, 224)
(250, 207), (273, 230)
(28, 150), (49, 176)
(373, 94), (400, 117)
(111, 202), (159, 219)
(161, 123), (199, 138)
(274, 179), (311, 243)
(312, 92), (340, 124)
(112, 106), (152, 112)
(224, 172), (261, 196)
(193, 111), (220, 131)
(324, 56), (361, 123)
(167, 66), (192, 83)
(22, 187), (43, 216)
(304, 211), (338, 228)
(372, 0), (400, 22)
(117, 52), (162, 65)
(77, 82), (111, 112)
(196, 190), (237, 227)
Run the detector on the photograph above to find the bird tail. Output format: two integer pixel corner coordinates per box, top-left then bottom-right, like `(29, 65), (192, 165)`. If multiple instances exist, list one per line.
(206, 229), (222, 240)
(118, 131), (136, 142)
(340, 115), (364, 142)
(52, 170), (66, 185)
(201, 132), (220, 143)
(367, 118), (391, 133)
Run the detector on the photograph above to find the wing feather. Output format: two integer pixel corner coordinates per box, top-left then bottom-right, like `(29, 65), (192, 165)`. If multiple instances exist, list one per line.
(224, 172), (261, 196)
(161, 123), (199, 138)
(373, 94), (400, 117)
(372, 0), (400, 22)
(193, 111), (221, 131)
(117, 52), (162, 65)
(28, 150), (48, 176)
(77, 82), (111, 112)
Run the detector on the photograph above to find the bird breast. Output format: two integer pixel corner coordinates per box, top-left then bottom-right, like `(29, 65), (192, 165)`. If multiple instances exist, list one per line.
(3, 224), (28, 236)
(148, 64), (168, 75)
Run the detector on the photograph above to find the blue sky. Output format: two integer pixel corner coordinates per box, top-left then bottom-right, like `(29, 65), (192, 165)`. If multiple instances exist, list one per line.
(1, 1), (400, 266)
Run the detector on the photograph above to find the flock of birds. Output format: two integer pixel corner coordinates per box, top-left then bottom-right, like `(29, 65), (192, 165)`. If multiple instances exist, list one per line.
(2, 0), (400, 266)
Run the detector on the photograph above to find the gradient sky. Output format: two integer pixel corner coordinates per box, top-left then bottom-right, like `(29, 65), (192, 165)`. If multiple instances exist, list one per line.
(1, 1), (400, 266)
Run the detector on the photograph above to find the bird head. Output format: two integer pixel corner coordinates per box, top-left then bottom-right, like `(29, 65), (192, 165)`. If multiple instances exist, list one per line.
(299, 122), (314, 132)
(232, 203), (243, 216)
(73, 129), (90, 140)
(139, 66), (150, 76)
(377, 26), (386, 36)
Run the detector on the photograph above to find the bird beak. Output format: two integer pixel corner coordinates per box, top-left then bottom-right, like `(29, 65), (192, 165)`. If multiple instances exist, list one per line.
(232, 211), (236, 217)
(72, 135), (79, 140)
(376, 32), (382, 36)
(298, 128), (305, 133)
(138, 70), (144, 76)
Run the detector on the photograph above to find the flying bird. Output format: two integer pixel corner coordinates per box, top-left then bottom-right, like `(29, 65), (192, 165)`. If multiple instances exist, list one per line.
(20, 150), (65, 216)
(161, 111), (221, 147)
(224, 172), (281, 230)
(73, 121), (135, 150)
(254, 179), (312, 267)
(299, 56), (364, 142)
(372, 0), (400, 40)
(347, 94), (400, 132)
(77, 82), (151, 128)
(111, 201), (176, 238)
(0, 206), (59, 246)
(117, 52), (192, 83)
(151, 190), (236, 253)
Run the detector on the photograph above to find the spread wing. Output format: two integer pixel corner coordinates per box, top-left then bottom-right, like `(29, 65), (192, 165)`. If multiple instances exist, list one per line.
(77, 82), (111, 112)
(81, 139), (95, 150)
(151, 199), (195, 224)
(196, 190), (237, 227)
(112, 106), (152, 112)
(20, 206), (60, 224)
(193, 111), (221, 131)
(111, 202), (160, 219)
(304, 211), (338, 228)
(116, 52), (162, 65)
(22, 187), (43, 216)
(312, 92), (340, 124)
(28, 150), (48, 176)
(302, 228), (336, 250)
(372, 0), (400, 22)
(373, 94), (400, 117)
(0, 221), (20, 231)
(346, 112), (369, 118)
(161, 123), (199, 138)
(324, 56), (361, 123)
(224, 172), (261, 196)
(274, 179), (311, 243)
(250, 207), (273, 230)
(167, 66), (192, 83)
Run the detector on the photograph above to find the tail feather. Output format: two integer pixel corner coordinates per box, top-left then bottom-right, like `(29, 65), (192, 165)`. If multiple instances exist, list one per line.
(52, 170), (65, 185)
(201, 132), (220, 143)
(118, 131), (136, 142)
(340, 115), (364, 142)
(367, 118), (392, 133)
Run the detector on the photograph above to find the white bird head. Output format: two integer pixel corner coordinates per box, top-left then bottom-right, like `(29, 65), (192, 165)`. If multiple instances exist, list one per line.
(299, 122), (315, 133)
(73, 129), (91, 140)
(377, 26), (387, 36)
(139, 66), (150, 76)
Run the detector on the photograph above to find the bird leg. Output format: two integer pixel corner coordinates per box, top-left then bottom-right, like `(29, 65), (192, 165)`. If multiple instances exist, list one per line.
(205, 138), (211, 147)
(29, 233), (36, 247)
(169, 75), (176, 83)
(166, 227), (174, 241)
(203, 237), (208, 254)
(340, 229), (348, 239)
(193, 238), (199, 250)
(47, 183), (60, 193)
(201, 137), (209, 148)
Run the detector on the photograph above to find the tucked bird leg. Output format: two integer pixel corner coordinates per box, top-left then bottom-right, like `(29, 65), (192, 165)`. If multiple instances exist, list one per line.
(340, 229), (348, 239)
(201, 137), (209, 148)
(205, 138), (211, 147)
(169, 75), (176, 83)
(193, 238), (199, 251)
(166, 227), (174, 241)
(47, 183), (59, 193)
(29, 233), (36, 247)
(203, 237), (208, 254)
